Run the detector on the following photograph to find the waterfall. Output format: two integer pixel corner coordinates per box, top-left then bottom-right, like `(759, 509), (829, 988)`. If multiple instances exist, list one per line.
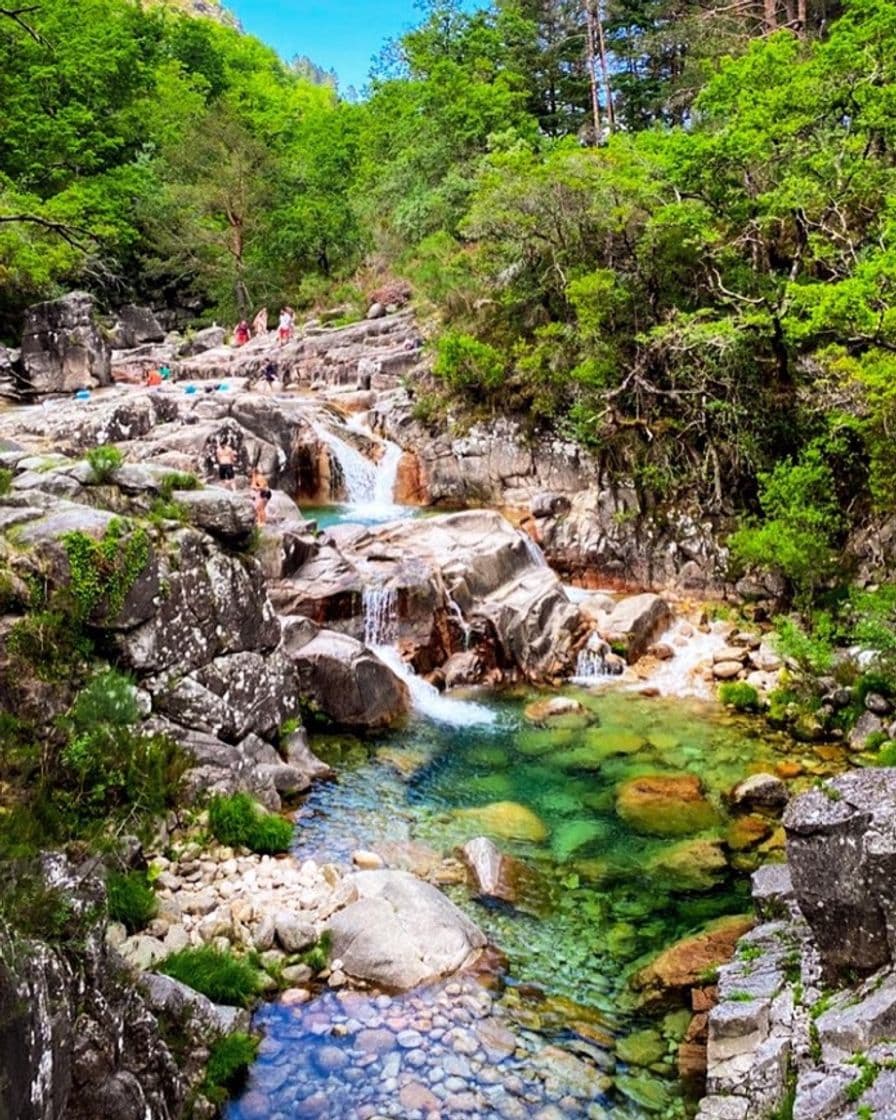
(362, 586), (399, 647)
(521, 531), (549, 568)
(361, 585), (495, 728)
(574, 647), (614, 682)
(374, 644), (497, 728)
(311, 418), (404, 517)
(374, 440), (403, 507)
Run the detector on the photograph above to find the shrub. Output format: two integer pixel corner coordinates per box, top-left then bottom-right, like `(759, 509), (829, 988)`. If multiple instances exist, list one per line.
(160, 946), (262, 1006)
(299, 930), (332, 973)
(773, 614), (837, 676)
(0, 468), (12, 496)
(208, 793), (293, 854)
(159, 471), (201, 499)
(433, 331), (504, 395)
(876, 741), (896, 767)
(86, 445), (124, 483)
(107, 870), (157, 933)
(718, 681), (760, 712)
(202, 1031), (259, 1104)
(62, 518), (151, 622)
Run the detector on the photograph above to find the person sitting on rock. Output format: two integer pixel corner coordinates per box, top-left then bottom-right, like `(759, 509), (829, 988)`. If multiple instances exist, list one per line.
(159, 363), (172, 380)
(234, 320), (251, 347)
(252, 308), (268, 337)
(215, 442), (238, 489)
(144, 367), (162, 388)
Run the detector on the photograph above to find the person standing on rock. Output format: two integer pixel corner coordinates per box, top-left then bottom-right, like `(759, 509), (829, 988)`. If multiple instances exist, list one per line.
(234, 320), (251, 347)
(252, 307), (268, 337)
(215, 441), (237, 489)
(278, 308), (293, 346)
(250, 467), (272, 526)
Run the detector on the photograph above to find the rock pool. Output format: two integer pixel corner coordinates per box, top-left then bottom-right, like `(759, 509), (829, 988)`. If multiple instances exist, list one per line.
(227, 686), (797, 1120)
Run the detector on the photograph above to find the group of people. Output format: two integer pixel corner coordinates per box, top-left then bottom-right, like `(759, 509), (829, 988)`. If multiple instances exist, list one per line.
(233, 307), (295, 348)
(213, 442), (272, 526)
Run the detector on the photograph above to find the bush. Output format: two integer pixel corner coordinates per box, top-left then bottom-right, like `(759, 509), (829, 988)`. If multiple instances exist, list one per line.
(107, 870), (157, 933)
(160, 946), (262, 1006)
(0, 468), (12, 497)
(773, 614), (837, 676)
(208, 793), (293, 855)
(202, 1031), (259, 1104)
(433, 331), (504, 395)
(718, 681), (760, 712)
(159, 471), (201, 499)
(86, 445), (124, 483)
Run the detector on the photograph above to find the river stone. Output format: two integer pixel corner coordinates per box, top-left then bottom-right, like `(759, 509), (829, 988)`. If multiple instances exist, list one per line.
(784, 769), (896, 981)
(648, 837), (728, 891)
(523, 696), (588, 726)
(601, 594), (672, 663)
(326, 870), (487, 990)
(551, 819), (609, 862)
(632, 915), (755, 1008)
(730, 773), (788, 812)
(616, 774), (720, 836)
(455, 801), (549, 843)
(617, 1028), (666, 1067)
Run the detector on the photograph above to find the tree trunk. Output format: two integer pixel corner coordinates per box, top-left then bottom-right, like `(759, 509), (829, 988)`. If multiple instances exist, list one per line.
(594, 0), (615, 132)
(763, 0), (777, 31)
(583, 0), (602, 144)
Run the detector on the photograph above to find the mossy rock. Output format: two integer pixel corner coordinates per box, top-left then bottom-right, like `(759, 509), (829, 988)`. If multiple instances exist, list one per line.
(468, 744), (510, 769)
(551, 818), (610, 862)
(616, 774), (720, 837)
(615, 1072), (672, 1112)
(617, 1029), (666, 1067)
(523, 696), (594, 730)
(466, 773), (516, 801)
(455, 800), (549, 843)
(516, 727), (576, 757)
(647, 837), (728, 892)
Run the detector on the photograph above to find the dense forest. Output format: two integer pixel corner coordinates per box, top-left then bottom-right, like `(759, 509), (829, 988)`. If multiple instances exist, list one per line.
(3, 0), (896, 625)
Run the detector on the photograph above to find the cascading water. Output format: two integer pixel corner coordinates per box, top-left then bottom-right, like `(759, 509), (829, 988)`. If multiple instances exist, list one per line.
(520, 531), (549, 568)
(574, 646), (613, 682)
(361, 585), (495, 728)
(311, 417), (405, 520)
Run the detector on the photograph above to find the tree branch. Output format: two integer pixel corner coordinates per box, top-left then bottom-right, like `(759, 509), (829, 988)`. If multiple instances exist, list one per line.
(0, 213), (92, 248)
(0, 5), (46, 43)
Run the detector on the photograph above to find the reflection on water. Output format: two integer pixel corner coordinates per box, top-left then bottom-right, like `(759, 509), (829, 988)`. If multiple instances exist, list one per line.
(228, 687), (794, 1120)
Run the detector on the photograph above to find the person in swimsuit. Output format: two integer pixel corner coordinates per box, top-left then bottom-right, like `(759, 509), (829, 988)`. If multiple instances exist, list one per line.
(252, 308), (268, 337)
(250, 467), (272, 525)
(216, 442), (237, 489)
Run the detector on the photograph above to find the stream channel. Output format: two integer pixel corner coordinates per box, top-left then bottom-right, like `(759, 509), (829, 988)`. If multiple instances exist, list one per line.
(226, 418), (792, 1120)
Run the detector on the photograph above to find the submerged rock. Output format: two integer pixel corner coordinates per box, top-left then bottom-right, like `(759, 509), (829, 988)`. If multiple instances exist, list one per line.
(616, 774), (720, 837)
(326, 870), (487, 990)
(632, 914), (755, 1008)
(454, 801), (549, 843)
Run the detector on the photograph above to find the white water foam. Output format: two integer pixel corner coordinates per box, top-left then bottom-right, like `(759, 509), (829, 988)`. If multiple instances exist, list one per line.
(374, 644), (497, 728)
(521, 531), (549, 568)
(362, 586), (495, 727)
(574, 647), (615, 683)
(644, 622), (730, 699)
(312, 418), (406, 520)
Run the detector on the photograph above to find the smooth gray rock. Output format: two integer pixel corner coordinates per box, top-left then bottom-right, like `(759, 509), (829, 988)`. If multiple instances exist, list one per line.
(141, 972), (249, 1036)
(327, 870), (487, 990)
(111, 305), (165, 349)
(284, 627), (410, 730)
(172, 488), (256, 544)
(273, 912), (317, 954)
(600, 593), (672, 663)
(177, 326), (226, 357)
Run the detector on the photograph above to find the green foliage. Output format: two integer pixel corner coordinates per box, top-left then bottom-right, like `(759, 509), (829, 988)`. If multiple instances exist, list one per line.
(876, 742), (896, 767)
(433, 331), (505, 396)
(773, 615), (837, 677)
(6, 610), (93, 680)
(160, 946), (262, 1007)
(730, 443), (844, 606)
(0, 469), (12, 497)
(62, 518), (151, 622)
(0, 870), (92, 945)
(86, 446), (124, 483)
(298, 930), (332, 973)
(159, 471), (201, 499)
(717, 682), (760, 712)
(208, 793), (293, 855)
(202, 1031), (259, 1104)
(107, 870), (157, 933)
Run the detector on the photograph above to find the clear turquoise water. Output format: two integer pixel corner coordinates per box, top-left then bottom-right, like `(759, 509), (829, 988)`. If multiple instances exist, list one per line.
(227, 687), (794, 1120)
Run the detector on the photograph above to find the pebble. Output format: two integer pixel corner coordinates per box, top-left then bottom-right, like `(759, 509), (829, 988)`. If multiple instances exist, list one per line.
(397, 1029), (425, 1049)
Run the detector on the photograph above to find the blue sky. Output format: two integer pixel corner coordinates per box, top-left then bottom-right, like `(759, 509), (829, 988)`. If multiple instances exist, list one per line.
(228, 1), (427, 92)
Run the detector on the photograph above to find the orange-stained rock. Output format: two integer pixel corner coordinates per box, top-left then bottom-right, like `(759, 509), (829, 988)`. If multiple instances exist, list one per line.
(726, 813), (773, 851)
(616, 774), (720, 836)
(776, 760), (804, 779)
(394, 451), (429, 505)
(632, 914), (755, 1008)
